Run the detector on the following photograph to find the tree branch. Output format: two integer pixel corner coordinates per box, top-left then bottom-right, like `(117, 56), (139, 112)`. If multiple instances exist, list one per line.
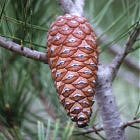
(96, 27), (140, 74)
(74, 125), (104, 135)
(123, 118), (140, 129)
(95, 26), (139, 140)
(108, 46), (140, 73)
(96, 65), (125, 140)
(0, 36), (47, 63)
(74, 0), (85, 16)
(59, 0), (74, 14)
(109, 25), (140, 81)
(59, 0), (85, 16)
(74, 118), (140, 135)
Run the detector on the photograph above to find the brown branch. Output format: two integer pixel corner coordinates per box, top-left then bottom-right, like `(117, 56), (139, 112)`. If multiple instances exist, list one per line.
(109, 25), (140, 81)
(123, 118), (140, 129)
(74, 126), (104, 136)
(74, 118), (140, 135)
(0, 36), (48, 63)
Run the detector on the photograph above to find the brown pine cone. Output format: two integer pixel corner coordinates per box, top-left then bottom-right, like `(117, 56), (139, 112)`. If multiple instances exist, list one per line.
(47, 14), (99, 127)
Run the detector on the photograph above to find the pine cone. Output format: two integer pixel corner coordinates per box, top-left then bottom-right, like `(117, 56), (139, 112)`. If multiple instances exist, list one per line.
(47, 14), (99, 127)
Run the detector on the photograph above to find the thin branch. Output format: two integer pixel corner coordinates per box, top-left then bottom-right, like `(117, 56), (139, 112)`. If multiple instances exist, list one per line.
(96, 27), (140, 73)
(123, 118), (140, 129)
(129, 125), (140, 129)
(87, 126), (105, 140)
(108, 45), (140, 73)
(109, 25), (140, 81)
(74, 126), (104, 135)
(0, 36), (47, 63)
(74, 118), (140, 135)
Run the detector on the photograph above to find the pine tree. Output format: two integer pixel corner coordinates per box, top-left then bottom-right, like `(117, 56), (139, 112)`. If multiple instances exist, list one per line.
(0, 0), (139, 140)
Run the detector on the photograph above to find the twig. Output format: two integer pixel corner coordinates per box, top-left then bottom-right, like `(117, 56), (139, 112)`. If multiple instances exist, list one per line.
(129, 125), (140, 129)
(123, 118), (140, 129)
(96, 27), (140, 73)
(109, 25), (140, 81)
(74, 118), (140, 136)
(0, 36), (47, 63)
(74, 126), (104, 135)
(108, 46), (140, 73)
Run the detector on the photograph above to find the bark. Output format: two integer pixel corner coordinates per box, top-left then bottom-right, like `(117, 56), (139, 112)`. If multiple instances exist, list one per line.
(0, 36), (47, 63)
(96, 65), (125, 140)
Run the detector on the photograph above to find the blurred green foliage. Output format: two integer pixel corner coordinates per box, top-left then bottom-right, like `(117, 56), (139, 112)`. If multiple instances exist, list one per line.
(0, 0), (139, 140)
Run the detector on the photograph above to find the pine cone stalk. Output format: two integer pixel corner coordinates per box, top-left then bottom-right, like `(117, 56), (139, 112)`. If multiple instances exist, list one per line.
(47, 14), (99, 127)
